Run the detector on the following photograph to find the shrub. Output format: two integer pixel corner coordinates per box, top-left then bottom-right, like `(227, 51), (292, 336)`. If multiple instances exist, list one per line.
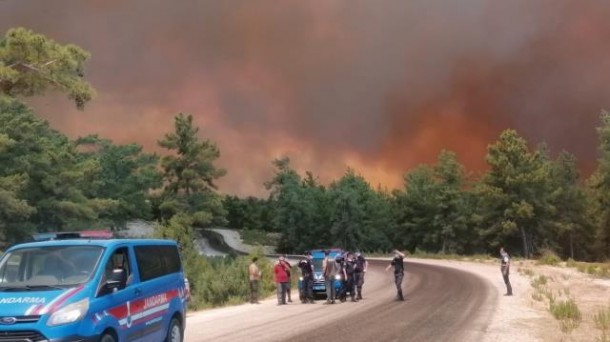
(538, 249), (561, 266)
(519, 268), (535, 277)
(549, 298), (581, 334)
(531, 275), (548, 289)
(156, 216), (275, 310)
(566, 258), (577, 268)
(240, 229), (268, 245)
(594, 306), (610, 342)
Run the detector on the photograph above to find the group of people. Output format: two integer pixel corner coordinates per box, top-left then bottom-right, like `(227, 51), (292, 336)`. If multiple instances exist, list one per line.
(248, 249), (407, 305)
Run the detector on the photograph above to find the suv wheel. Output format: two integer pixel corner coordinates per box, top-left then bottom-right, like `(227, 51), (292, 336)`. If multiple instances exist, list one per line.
(166, 317), (183, 342)
(100, 333), (116, 342)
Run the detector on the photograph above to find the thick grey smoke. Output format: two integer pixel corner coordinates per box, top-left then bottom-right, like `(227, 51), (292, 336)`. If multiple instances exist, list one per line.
(1, 0), (609, 195)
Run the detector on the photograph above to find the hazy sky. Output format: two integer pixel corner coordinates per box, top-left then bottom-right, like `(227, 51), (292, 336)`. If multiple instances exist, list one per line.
(2, 0), (610, 196)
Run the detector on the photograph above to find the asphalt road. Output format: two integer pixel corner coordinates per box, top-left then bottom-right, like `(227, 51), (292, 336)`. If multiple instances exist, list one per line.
(185, 260), (497, 342)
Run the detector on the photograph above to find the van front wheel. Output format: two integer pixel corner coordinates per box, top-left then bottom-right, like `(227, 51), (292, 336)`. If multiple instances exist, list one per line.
(166, 317), (183, 342)
(100, 333), (116, 342)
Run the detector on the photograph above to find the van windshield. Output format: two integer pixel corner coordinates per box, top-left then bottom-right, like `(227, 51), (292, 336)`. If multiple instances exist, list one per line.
(0, 245), (103, 290)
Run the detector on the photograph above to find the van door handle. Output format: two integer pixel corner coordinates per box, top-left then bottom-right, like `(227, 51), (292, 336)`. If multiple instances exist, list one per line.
(135, 288), (142, 296)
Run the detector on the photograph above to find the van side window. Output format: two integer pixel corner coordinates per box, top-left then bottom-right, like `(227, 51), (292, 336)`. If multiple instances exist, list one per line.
(99, 247), (131, 296)
(134, 245), (181, 282)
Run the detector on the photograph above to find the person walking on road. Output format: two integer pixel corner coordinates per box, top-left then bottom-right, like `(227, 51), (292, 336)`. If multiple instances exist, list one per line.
(354, 252), (368, 300)
(385, 249), (405, 301)
(500, 247), (513, 296)
(274, 255), (290, 305)
(248, 257), (262, 304)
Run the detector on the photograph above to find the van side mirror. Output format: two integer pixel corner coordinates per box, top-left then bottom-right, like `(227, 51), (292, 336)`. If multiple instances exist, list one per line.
(105, 268), (126, 291)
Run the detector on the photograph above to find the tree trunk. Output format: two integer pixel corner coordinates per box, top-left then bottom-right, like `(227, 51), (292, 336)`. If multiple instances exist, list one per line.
(570, 232), (574, 260)
(520, 225), (529, 258)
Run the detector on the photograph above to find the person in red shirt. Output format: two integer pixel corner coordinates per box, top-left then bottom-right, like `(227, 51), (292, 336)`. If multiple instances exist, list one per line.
(274, 255), (290, 305)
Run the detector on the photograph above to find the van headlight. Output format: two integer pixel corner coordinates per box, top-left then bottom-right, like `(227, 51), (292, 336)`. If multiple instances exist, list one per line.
(47, 298), (89, 326)
(299, 277), (303, 281)
(335, 275), (341, 280)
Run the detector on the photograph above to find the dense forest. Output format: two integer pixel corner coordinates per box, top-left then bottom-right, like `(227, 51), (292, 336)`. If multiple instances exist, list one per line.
(2, 28), (610, 264)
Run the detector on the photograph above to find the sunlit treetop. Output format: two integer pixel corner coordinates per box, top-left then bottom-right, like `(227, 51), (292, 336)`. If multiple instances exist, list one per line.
(0, 27), (96, 109)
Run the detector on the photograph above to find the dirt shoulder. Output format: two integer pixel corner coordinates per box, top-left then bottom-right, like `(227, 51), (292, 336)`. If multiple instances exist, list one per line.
(409, 258), (610, 341)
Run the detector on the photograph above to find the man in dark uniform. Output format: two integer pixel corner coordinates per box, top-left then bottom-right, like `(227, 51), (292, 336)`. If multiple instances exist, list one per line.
(298, 253), (315, 304)
(385, 249), (405, 301)
(500, 247), (513, 296)
(354, 252), (368, 300)
(342, 252), (358, 302)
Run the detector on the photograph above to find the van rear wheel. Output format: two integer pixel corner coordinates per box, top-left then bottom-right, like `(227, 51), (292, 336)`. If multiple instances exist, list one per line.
(165, 317), (182, 342)
(100, 333), (116, 342)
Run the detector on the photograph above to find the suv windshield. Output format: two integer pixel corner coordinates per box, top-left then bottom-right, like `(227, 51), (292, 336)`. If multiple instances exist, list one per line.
(0, 245), (103, 289)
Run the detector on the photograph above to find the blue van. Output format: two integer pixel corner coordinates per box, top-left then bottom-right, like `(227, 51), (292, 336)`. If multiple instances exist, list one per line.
(0, 238), (189, 342)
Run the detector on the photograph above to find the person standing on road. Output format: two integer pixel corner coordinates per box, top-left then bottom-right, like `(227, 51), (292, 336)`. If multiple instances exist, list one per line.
(323, 250), (338, 304)
(298, 252), (316, 304)
(385, 249), (405, 301)
(342, 252), (358, 302)
(248, 257), (262, 304)
(280, 255), (293, 303)
(334, 253), (347, 302)
(274, 255), (290, 305)
(500, 247), (513, 296)
(354, 252), (368, 300)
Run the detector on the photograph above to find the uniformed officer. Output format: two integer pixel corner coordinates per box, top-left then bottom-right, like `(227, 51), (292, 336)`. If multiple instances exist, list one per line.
(298, 253), (315, 304)
(342, 252), (358, 302)
(354, 252), (368, 300)
(385, 249), (405, 301)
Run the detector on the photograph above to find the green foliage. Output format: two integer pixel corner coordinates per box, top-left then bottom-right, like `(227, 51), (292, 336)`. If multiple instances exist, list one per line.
(549, 298), (582, 335)
(589, 111), (610, 260)
(224, 196), (273, 231)
(156, 113), (226, 227)
(531, 275), (548, 289)
(478, 130), (554, 258)
(155, 212), (275, 310)
(0, 97), (108, 241)
(266, 158), (330, 253)
(75, 135), (161, 228)
(393, 151), (477, 254)
(240, 229), (278, 246)
(538, 249), (562, 266)
(594, 305), (610, 342)
(569, 261), (610, 278)
(0, 27), (95, 109)
(328, 169), (392, 252)
(191, 252), (274, 309)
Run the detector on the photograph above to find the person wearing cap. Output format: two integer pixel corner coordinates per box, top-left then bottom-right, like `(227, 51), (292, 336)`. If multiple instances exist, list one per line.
(354, 252), (368, 300)
(298, 253), (315, 304)
(385, 249), (405, 301)
(274, 255), (290, 305)
(248, 257), (262, 304)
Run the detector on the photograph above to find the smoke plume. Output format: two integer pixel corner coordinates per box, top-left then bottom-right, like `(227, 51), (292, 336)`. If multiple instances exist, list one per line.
(1, 0), (610, 195)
